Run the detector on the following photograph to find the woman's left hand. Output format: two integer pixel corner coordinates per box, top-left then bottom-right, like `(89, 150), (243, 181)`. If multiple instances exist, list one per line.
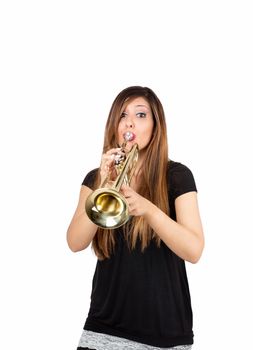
(120, 184), (152, 217)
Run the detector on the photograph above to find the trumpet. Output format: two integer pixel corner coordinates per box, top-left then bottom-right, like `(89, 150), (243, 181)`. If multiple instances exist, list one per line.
(85, 132), (138, 229)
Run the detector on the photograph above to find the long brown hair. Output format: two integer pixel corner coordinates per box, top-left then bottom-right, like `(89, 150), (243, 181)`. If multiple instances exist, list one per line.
(92, 86), (170, 259)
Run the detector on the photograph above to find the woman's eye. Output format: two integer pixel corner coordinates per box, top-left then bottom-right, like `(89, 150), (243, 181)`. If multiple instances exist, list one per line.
(120, 112), (127, 118)
(136, 112), (146, 118)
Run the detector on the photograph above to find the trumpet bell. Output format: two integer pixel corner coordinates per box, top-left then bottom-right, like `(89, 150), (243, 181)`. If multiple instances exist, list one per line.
(85, 187), (129, 229)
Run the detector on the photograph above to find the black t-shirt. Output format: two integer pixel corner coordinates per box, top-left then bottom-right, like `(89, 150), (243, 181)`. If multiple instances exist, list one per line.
(81, 160), (197, 348)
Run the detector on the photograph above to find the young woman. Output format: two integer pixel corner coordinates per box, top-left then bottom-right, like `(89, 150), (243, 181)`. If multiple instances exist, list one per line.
(67, 86), (204, 350)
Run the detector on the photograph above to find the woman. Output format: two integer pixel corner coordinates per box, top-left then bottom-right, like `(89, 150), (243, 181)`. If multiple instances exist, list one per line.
(67, 86), (204, 350)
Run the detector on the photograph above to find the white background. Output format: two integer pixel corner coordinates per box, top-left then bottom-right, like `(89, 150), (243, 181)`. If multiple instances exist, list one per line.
(0, 1), (252, 349)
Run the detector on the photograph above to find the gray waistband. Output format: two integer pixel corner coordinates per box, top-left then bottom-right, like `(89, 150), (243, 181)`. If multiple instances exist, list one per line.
(78, 329), (192, 350)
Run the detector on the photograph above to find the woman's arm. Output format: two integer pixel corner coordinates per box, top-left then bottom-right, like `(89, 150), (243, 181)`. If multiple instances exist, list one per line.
(66, 185), (98, 252)
(67, 148), (124, 252)
(147, 191), (204, 263)
(121, 185), (204, 263)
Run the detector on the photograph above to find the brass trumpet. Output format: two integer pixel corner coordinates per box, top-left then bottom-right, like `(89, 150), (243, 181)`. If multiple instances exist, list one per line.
(85, 132), (138, 229)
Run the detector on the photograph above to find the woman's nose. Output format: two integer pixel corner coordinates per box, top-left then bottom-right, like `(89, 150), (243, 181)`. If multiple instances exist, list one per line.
(125, 116), (134, 128)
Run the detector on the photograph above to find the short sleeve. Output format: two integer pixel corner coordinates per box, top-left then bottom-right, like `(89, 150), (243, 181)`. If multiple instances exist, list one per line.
(168, 161), (197, 202)
(81, 168), (98, 190)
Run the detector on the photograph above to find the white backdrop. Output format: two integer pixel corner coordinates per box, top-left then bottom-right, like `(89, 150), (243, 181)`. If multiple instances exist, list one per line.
(0, 1), (252, 349)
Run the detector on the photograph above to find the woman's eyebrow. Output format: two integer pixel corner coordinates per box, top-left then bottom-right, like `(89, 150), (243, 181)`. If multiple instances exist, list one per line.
(135, 104), (150, 109)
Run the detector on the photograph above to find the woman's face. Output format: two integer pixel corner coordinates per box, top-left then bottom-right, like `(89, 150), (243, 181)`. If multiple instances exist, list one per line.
(117, 97), (154, 152)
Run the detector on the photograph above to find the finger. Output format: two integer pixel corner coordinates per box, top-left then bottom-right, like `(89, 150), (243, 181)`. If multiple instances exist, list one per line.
(100, 157), (114, 176)
(105, 148), (122, 156)
(100, 155), (116, 170)
(101, 149), (125, 167)
(120, 185), (131, 197)
(102, 155), (116, 165)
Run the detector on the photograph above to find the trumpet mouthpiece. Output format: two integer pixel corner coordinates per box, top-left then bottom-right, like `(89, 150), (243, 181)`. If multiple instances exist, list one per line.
(123, 131), (135, 141)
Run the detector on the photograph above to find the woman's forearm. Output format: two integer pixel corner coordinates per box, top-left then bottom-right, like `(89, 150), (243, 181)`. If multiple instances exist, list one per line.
(67, 213), (97, 252)
(144, 202), (204, 263)
(67, 186), (98, 252)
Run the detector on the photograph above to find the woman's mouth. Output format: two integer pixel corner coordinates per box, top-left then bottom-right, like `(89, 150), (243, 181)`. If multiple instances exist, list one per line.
(123, 131), (136, 142)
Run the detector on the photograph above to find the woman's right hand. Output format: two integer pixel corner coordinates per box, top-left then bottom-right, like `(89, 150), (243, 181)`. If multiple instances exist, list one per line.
(99, 147), (123, 185)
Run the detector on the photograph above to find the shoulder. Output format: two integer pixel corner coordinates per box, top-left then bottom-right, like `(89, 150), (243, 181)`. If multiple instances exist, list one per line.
(81, 168), (99, 189)
(168, 160), (195, 178)
(167, 159), (197, 200)
(168, 159), (192, 173)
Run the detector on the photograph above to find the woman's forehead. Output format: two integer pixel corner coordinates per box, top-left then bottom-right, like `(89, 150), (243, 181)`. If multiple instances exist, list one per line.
(121, 96), (150, 111)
